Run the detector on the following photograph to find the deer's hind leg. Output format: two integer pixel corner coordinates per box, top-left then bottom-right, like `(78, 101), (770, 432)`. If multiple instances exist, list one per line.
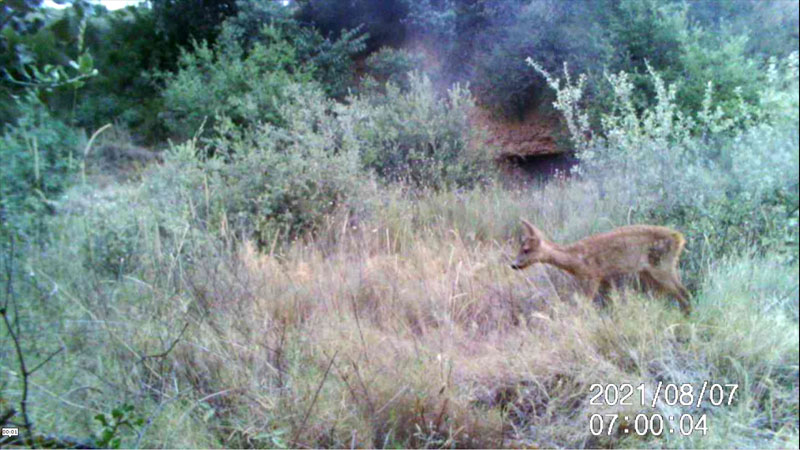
(642, 267), (691, 316)
(669, 270), (691, 315)
(595, 278), (614, 308)
(580, 278), (601, 304)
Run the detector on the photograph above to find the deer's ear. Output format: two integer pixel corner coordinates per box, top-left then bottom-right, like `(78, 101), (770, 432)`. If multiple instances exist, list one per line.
(521, 219), (535, 236)
(521, 219), (543, 243)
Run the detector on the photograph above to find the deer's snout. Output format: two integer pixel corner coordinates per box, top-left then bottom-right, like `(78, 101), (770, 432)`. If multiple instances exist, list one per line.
(510, 261), (522, 270)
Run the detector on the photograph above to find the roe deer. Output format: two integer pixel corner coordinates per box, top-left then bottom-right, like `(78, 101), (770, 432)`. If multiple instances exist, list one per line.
(511, 219), (691, 315)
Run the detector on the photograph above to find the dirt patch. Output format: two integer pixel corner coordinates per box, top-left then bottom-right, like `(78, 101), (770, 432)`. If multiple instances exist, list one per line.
(471, 107), (562, 158)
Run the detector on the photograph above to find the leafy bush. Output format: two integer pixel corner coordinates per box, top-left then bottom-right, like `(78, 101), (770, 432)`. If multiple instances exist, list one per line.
(403, 0), (527, 88)
(292, 26), (367, 98)
(0, 95), (81, 238)
(77, 188), (144, 277)
(365, 46), (424, 90)
(296, 0), (407, 51)
(606, 0), (685, 81)
(1, 0), (100, 125)
(675, 26), (758, 119)
(604, 0), (767, 125)
(150, 0), (238, 58)
(78, 5), (171, 142)
(154, 83), (368, 243)
(464, 0), (777, 122)
(225, 1), (367, 99)
(471, 0), (611, 119)
(151, 71), (492, 242)
(342, 72), (492, 189)
(688, 0), (799, 59)
(159, 24), (312, 140)
(403, 0), (458, 45)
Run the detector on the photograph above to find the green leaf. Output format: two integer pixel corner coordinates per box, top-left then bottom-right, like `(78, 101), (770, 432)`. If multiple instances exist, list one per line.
(95, 414), (108, 426)
(78, 53), (95, 75)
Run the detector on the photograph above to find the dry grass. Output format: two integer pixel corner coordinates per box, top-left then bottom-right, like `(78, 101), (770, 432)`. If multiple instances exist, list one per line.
(5, 181), (798, 448)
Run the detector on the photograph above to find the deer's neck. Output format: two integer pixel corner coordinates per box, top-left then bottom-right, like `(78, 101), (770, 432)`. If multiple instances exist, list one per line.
(543, 243), (590, 278)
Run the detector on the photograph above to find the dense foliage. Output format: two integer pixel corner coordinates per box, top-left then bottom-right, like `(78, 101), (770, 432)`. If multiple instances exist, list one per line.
(159, 24), (313, 140)
(394, 0), (799, 119)
(0, 95), (80, 238)
(364, 46), (423, 90)
(345, 73), (490, 188)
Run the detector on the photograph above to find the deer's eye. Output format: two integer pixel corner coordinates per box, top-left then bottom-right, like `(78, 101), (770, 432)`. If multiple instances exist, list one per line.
(523, 247), (531, 254)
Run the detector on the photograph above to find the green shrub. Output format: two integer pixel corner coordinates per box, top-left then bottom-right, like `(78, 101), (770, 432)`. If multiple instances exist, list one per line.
(676, 26), (759, 120)
(296, 0), (407, 51)
(471, 0), (611, 119)
(159, 24), (312, 140)
(155, 83), (369, 243)
(150, 0), (238, 58)
(0, 95), (81, 238)
(79, 188), (143, 277)
(150, 71), (493, 243)
(688, 0), (799, 59)
(77, 5), (171, 142)
(605, 0), (685, 88)
(292, 26), (367, 98)
(605, 0), (767, 126)
(365, 46), (424, 90)
(403, 0), (457, 45)
(342, 72), (492, 189)
(1, 0), (100, 126)
(225, 1), (368, 99)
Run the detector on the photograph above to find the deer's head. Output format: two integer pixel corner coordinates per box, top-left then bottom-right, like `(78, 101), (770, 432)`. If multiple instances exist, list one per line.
(511, 219), (548, 270)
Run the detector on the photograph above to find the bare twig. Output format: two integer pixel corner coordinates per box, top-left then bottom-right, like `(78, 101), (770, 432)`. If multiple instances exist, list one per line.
(3, 236), (14, 311)
(349, 360), (375, 415)
(27, 346), (64, 375)
(349, 294), (369, 363)
(141, 321), (190, 360)
(1, 236), (68, 447)
(1, 236), (33, 446)
(291, 351), (338, 448)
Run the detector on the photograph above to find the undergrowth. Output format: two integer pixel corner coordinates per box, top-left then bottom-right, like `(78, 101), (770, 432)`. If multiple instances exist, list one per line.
(2, 178), (797, 448)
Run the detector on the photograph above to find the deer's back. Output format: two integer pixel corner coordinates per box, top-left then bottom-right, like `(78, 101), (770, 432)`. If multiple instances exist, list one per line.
(567, 225), (684, 276)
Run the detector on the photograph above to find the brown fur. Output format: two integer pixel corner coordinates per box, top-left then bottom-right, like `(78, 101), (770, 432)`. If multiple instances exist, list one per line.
(511, 220), (691, 315)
